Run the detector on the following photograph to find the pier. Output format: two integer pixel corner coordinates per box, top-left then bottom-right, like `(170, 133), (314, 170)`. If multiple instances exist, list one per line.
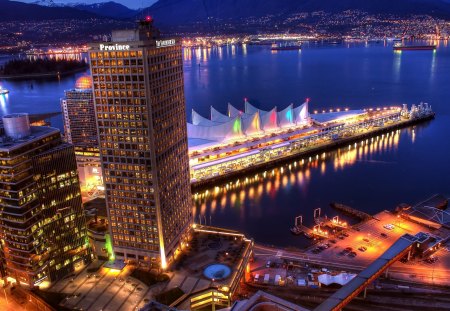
(330, 202), (374, 221)
(191, 111), (435, 190)
(291, 215), (330, 239)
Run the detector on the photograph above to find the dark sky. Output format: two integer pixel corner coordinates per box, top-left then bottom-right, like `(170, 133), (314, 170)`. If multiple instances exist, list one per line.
(18, 0), (158, 9)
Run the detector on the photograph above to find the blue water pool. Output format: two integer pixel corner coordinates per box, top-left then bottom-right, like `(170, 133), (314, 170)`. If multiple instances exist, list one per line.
(203, 264), (231, 280)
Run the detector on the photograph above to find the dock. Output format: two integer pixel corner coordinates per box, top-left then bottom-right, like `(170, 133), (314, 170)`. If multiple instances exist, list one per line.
(330, 202), (374, 221)
(314, 216), (348, 229)
(291, 214), (330, 239)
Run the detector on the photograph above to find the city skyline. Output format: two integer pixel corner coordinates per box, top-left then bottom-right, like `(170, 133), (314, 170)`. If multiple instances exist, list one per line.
(0, 2), (449, 310)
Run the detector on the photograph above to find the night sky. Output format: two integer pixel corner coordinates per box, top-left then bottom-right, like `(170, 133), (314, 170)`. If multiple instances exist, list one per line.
(18, 0), (157, 9)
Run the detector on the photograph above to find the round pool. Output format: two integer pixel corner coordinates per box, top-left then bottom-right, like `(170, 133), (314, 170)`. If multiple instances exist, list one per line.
(203, 264), (231, 280)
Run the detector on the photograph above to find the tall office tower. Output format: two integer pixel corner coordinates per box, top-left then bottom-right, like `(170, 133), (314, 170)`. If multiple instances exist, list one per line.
(0, 114), (90, 286)
(61, 76), (103, 198)
(89, 19), (192, 268)
(61, 76), (98, 147)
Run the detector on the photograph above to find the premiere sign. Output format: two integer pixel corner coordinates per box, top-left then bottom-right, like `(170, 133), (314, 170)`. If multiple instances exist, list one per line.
(99, 44), (130, 51)
(156, 39), (176, 48)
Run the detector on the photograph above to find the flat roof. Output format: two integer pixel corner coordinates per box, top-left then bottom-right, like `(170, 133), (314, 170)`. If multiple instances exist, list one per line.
(314, 234), (417, 311)
(0, 126), (59, 152)
(405, 194), (450, 225)
(311, 110), (366, 124)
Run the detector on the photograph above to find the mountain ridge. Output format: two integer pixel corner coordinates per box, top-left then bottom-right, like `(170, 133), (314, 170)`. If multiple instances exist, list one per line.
(143, 0), (450, 26)
(0, 0), (99, 21)
(73, 1), (139, 19)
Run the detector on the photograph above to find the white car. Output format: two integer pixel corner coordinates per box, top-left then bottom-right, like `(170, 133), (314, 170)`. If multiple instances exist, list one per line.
(383, 224), (394, 230)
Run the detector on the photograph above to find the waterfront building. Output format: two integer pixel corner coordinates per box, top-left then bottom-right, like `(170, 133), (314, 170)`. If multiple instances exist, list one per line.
(0, 114), (90, 286)
(188, 103), (433, 183)
(88, 19), (192, 268)
(61, 76), (103, 198)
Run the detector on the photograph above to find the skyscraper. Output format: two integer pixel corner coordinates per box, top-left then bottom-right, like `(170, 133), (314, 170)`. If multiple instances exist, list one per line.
(89, 19), (192, 268)
(61, 76), (103, 198)
(61, 76), (98, 147)
(0, 114), (90, 286)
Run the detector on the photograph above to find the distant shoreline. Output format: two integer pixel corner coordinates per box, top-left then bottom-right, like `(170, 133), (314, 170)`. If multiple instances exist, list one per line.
(0, 67), (88, 80)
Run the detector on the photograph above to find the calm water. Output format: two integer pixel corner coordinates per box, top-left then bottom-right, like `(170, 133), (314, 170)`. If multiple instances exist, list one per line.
(1, 42), (450, 247)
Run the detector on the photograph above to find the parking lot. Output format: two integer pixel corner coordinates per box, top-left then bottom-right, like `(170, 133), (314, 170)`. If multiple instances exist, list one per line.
(306, 210), (435, 264)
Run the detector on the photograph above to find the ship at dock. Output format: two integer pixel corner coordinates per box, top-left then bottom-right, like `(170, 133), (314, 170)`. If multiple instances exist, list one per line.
(271, 42), (302, 51)
(0, 86), (9, 95)
(393, 43), (436, 51)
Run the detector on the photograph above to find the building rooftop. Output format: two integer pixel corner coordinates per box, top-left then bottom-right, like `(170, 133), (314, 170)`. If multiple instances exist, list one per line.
(165, 226), (253, 310)
(311, 109), (366, 124)
(404, 194), (450, 226)
(83, 197), (108, 219)
(228, 290), (309, 311)
(0, 126), (59, 152)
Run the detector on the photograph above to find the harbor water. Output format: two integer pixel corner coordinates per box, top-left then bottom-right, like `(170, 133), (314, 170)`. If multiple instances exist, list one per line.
(1, 42), (450, 247)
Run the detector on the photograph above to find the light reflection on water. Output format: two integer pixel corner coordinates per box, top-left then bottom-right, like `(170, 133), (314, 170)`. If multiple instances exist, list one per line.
(193, 130), (401, 244)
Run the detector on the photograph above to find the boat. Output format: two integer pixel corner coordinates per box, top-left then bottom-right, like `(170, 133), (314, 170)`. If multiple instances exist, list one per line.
(393, 43), (436, 51)
(0, 86), (9, 95)
(271, 42), (302, 51)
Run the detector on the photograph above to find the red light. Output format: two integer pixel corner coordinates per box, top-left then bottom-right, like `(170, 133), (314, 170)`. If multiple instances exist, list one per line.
(146, 16), (152, 22)
(306, 97), (310, 103)
(244, 97), (248, 102)
(270, 110), (277, 124)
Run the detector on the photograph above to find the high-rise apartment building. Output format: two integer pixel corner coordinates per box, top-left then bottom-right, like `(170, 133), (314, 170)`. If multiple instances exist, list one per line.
(61, 76), (103, 198)
(88, 19), (192, 267)
(0, 114), (90, 286)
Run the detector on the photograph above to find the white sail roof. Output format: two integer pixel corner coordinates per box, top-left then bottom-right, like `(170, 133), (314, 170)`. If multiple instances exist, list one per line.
(228, 103), (245, 118)
(187, 115), (243, 141)
(211, 106), (233, 123)
(192, 109), (219, 126)
(278, 103), (295, 128)
(241, 111), (261, 135)
(294, 101), (309, 124)
(245, 101), (278, 130)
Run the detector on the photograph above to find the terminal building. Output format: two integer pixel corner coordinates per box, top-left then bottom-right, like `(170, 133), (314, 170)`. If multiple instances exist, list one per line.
(188, 102), (433, 182)
(61, 76), (103, 199)
(88, 19), (192, 268)
(0, 114), (91, 287)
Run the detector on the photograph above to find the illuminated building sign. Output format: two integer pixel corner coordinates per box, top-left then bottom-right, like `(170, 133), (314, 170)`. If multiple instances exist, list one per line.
(99, 44), (130, 51)
(156, 39), (176, 48)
